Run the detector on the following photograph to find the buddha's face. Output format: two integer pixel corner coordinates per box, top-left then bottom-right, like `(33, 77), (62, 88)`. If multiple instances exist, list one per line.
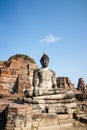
(40, 57), (49, 68)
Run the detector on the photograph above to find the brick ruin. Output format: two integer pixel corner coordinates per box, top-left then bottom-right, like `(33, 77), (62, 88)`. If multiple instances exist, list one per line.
(56, 77), (75, 91)
(0, 54), (87, 130)
(0, 54), (38, 95)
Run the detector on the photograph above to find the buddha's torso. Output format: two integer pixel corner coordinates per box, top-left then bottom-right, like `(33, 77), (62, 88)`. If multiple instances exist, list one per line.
(38, 67), (53, 89)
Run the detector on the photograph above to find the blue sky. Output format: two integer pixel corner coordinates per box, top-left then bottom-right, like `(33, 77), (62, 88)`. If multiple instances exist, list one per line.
(0, 0), (87, 87)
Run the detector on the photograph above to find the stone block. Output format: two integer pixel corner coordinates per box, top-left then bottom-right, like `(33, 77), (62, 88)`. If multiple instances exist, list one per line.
(57, 114), (69, 120)
(39, 116), (59, 127)
(14, 128), (21, 130)
(32, 120), (39, 128)
(49, 105), (67, 114)
(59, 119), (73, 128)
(38, 125), (60, 130)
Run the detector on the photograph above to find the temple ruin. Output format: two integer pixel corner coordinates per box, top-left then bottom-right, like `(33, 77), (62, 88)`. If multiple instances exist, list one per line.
(0, 54), (87, 130)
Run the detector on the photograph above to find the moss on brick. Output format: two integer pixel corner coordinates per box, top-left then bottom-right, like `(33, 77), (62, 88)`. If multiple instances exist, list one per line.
(8, 54), (36, 64)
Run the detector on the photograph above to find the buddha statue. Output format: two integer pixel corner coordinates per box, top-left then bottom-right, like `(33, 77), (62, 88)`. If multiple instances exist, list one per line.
(33, 53), (57, 96)
(23, 53), (57, 97)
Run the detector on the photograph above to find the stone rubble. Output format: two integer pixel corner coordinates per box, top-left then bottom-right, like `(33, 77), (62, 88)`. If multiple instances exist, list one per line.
(0, 100), (32, 130)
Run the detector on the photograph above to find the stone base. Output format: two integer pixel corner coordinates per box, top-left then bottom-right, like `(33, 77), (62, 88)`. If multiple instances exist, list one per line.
(32, 114), (73, 130)
(32, 101), (77, 115)
(23, 90), (77, 115)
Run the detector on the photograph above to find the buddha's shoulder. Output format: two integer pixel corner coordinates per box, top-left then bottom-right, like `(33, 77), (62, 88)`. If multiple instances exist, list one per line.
(49, 69), (56, 76)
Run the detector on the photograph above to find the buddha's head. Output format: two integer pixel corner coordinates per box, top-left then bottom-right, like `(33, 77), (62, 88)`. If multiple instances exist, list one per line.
(40, 53), (49, 68)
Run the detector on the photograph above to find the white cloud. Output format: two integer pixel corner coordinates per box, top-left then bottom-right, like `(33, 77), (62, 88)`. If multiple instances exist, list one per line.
(39, 34), (61, 44)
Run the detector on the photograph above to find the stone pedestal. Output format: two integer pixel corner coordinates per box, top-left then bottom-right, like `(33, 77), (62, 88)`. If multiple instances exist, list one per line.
(24, 90), (77, 115)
